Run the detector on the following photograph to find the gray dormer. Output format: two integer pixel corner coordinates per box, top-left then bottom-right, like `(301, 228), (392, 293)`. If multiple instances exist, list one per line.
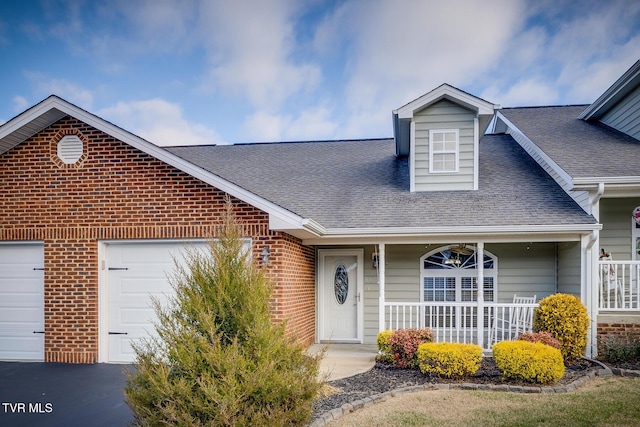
(393, 84), (499, 192)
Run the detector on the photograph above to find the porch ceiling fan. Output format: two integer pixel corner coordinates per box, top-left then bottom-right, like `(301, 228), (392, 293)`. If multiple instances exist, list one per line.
(449, 244), (474, 256)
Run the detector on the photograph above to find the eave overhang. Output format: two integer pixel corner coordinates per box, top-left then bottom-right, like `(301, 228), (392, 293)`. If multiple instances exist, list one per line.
(0, 95), (320, 240)
(302, 224), (601, 246)
(578, 60), (640, 121)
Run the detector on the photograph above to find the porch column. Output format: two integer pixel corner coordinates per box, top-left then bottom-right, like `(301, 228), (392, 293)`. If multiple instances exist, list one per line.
(378, 243), (386, 332)
(476, 242), (484, 349)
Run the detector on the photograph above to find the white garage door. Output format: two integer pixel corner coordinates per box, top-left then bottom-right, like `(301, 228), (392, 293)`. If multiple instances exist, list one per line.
(0, 243), (45, 361)
(104, 241), (209, 363)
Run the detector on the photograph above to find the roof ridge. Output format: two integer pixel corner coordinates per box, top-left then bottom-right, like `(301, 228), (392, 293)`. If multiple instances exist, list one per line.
(501, 104), (590, 110)
(169, 137), (394, 148)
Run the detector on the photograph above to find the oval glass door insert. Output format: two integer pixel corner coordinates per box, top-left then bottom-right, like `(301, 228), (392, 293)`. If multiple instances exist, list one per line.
(334, 264), (349, 305)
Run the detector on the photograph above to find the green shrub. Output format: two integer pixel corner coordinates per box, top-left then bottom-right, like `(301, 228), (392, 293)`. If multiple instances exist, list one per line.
(416, 342), (483, 378)
(125, 201), (323, 426)
(376, 330), (394, 363)
(493, 340), (565, 384)
(533, 293), (590, 361)
(388, 328), (433, 369)
(598, 335), (640, 363)
(518, 331), (561, 350)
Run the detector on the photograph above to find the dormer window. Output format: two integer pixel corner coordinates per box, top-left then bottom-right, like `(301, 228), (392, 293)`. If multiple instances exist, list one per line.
(429, 129), (459, 173)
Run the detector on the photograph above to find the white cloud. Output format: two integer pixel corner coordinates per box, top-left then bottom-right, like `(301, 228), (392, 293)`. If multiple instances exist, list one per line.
(244, 104), (338, 142)
(481, 79), (558, 108)
(98, 99), (226, 146)
(313, 0), (527, 137)
(24, 72), (94, 109)
(12, 96), (29, 113)
(197, 0), (321, 109)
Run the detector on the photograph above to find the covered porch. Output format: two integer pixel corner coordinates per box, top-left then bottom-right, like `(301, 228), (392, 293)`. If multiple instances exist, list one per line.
(370, 238), (592, 353)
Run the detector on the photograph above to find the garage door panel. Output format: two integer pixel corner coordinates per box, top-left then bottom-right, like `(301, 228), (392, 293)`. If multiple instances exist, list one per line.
(105, 241), (208, 362)
(0, 307), (43, 323)
(0, 243), (44, 361)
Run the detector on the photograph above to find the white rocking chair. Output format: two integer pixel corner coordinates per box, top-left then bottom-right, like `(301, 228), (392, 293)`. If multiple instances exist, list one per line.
(490, 294), (537, 344)
(600, 251), (623, 308)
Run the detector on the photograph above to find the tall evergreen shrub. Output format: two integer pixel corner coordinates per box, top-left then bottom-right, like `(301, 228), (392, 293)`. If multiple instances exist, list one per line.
(125, 201), (323, 426)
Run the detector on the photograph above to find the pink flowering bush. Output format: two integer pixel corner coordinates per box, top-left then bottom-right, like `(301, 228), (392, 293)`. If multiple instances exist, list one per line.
(388, 328), (433, 369)
(517, 331), (561, 350)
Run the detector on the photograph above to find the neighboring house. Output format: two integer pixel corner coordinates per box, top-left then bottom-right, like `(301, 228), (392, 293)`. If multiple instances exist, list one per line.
(1, 61), (639, 363)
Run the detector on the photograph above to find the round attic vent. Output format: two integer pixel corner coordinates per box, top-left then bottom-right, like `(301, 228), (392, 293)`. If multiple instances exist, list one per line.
(57, 135), (83, 164)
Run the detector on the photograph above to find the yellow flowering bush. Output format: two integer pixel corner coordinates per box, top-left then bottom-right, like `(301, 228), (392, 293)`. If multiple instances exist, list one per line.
(376, 330), (394, 363)
(533, 293), (590, 361)
(493, 340), (565, 384)
(416, 342), (483, 378)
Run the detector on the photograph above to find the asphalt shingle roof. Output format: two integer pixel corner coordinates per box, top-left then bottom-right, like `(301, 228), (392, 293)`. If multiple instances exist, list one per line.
(167, 134), (595, 230)
(500, 105), (640, 178)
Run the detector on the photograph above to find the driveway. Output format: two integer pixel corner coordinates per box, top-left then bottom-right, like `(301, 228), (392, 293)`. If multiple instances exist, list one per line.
(0, 362), (133, 427)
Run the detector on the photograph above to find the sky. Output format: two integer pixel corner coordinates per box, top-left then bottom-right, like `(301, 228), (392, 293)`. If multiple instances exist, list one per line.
(1, 0), (639, 146)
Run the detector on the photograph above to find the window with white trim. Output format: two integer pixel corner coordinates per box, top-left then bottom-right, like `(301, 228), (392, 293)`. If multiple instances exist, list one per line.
(420, 245), (496, 303)
(429, 129), (459, 173)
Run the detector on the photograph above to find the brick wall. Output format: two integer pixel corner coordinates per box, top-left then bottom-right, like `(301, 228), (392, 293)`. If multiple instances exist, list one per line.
(265, 234), (317, 345)
(0, 116), (316, 362)
(598, 323), (640, 347)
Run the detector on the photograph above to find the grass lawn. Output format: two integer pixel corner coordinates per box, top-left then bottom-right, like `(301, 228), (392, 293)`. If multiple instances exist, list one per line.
(327, 377), (640, 427)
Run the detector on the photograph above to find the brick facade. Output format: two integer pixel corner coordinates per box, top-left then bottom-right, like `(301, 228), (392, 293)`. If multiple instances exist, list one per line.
(0, 116), (316, 363)
(597, 323), (640, 350)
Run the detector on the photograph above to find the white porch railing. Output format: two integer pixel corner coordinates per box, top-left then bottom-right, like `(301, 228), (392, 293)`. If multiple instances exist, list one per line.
(598, 261), (640, 310)
(383, 302), (538, 351)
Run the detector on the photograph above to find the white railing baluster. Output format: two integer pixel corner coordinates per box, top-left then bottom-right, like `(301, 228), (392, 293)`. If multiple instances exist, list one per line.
(598, 261), (640, 310)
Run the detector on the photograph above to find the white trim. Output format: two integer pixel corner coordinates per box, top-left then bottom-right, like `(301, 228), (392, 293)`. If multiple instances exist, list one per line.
(578, 60), (640, 120)
(395, 84), (498, 120)
(303, 224), (600, 246)
(378, 243), (386, 333)
(0, 96), (316, 238)
(496, 112), (574, 188)
(419, 245), (498, 303)
(428, 129), (459, 173)
(317, 249), (364, 343)
(410, 120), (416, 192)
(473, 117), (479, 190)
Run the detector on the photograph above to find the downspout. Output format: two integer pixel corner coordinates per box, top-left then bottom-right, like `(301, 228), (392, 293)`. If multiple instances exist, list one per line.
(585, 182), (604, 358)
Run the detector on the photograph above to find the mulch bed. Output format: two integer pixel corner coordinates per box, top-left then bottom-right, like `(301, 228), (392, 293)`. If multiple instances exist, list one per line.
(312, 357), (636, 422)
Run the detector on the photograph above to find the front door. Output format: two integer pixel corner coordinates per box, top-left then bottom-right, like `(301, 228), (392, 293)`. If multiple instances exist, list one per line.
(319, 250), (363, 342)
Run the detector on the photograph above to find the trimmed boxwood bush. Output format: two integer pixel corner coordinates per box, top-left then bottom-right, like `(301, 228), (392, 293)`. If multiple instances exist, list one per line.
(416, 342), (483, 378)
(493, 340), (565, 384)
(533, 293), (590, 361)
(388, 328), (433, 369)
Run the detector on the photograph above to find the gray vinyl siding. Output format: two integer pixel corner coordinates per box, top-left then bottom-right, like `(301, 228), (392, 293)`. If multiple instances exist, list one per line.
(600, 86), (640, 140)
(414, 99), (476, 191)
(557, 241), (581, 295)
(486, 243), (557, 302)
(600, 197), (640, 260)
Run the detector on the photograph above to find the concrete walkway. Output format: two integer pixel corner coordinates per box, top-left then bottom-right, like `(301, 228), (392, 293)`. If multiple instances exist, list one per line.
(309, 343), (378, 381)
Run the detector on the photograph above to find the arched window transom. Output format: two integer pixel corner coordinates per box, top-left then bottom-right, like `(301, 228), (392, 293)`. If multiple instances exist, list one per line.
(420, 245), (497, 302)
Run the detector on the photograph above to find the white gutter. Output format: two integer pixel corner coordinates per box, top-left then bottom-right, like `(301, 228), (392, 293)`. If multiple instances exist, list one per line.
(317, 224), (601, 237)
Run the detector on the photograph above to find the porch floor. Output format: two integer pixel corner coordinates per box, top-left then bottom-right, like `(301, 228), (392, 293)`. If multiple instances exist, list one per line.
(308, 343), (377, 381)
